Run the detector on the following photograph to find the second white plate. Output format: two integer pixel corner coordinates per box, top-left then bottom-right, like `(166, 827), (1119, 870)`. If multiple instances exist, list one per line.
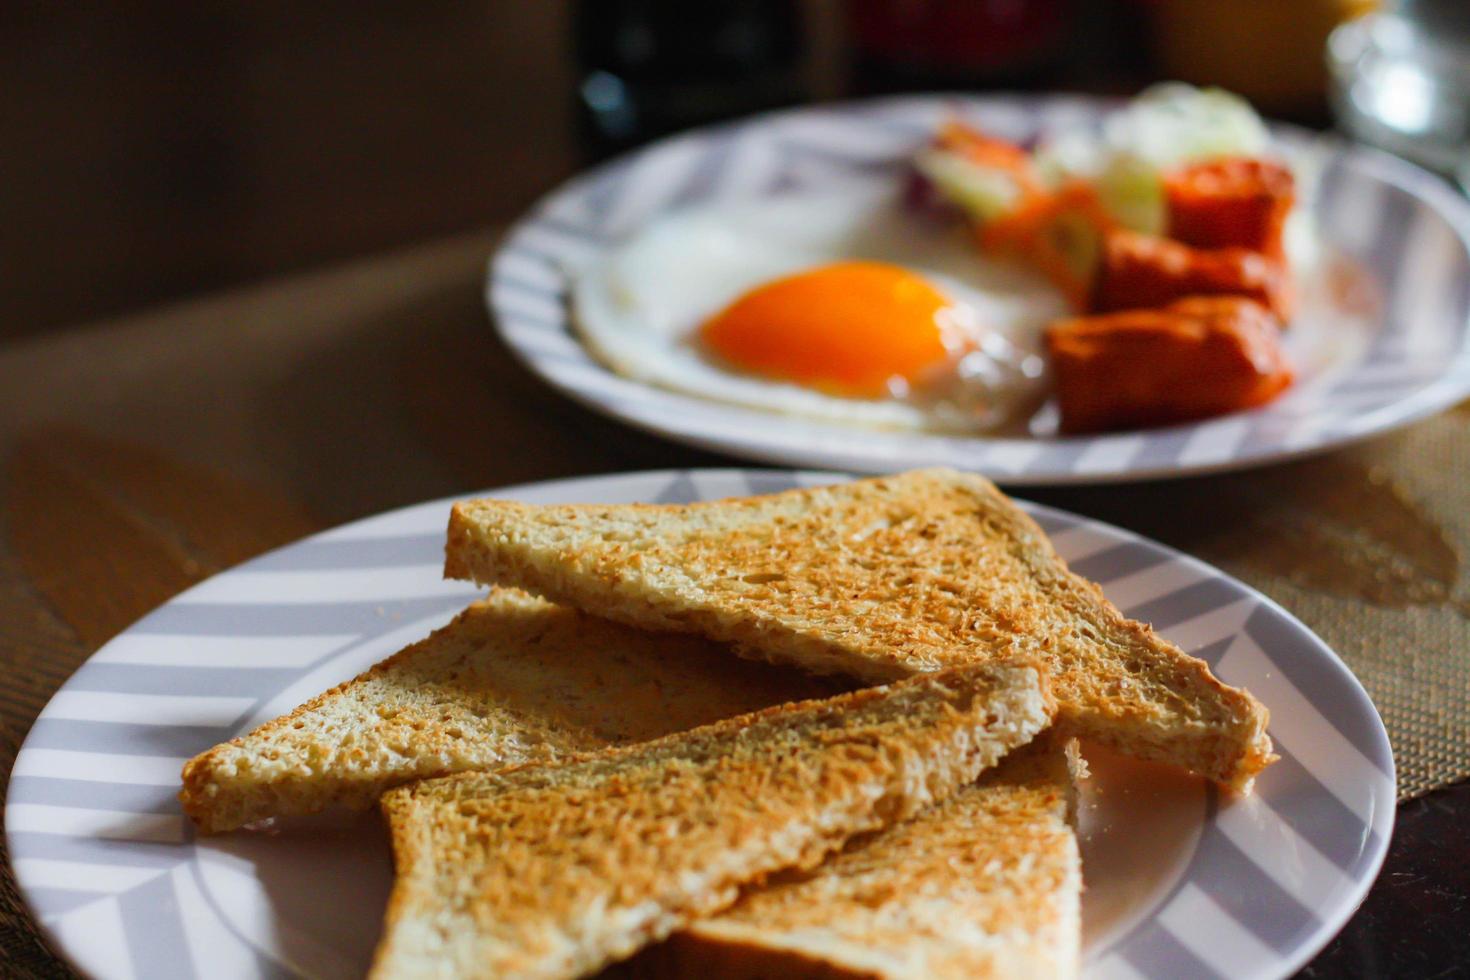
(489, 94), (1470, 484)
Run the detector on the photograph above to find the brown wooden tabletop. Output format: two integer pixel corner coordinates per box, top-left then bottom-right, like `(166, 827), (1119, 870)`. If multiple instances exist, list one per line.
(1, 230), (1466, 978)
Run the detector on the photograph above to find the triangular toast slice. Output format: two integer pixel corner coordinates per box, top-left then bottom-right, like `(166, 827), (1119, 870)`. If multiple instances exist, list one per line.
(180, 589), (843, 833)
(369, 662), (1055, 980)
(445, 467), (1272, 790)
(647, 737), (1084, 979)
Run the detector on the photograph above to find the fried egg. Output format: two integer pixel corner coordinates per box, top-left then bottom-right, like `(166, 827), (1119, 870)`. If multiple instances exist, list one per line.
(571, 188), (1069, 432)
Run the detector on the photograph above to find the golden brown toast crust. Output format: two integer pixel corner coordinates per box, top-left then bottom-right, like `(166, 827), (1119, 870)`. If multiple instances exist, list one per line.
(369, 662), (1055, 980)
(663, 737), (1082, 979)
(445, 468), (1273, 790)
(179, 589), (846, 833)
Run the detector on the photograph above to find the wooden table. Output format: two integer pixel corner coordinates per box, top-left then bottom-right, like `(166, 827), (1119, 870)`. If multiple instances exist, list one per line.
(1, 231), (1465, 978)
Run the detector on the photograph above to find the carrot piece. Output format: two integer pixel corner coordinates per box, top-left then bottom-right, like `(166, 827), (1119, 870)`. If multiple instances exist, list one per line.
(1164, 157), (1295, 256)
(934, 121), (1046, 198)
(1094, 229), (1293, 320)
(981, 182), (1116, 310)
(1045, 296), (1294, 434)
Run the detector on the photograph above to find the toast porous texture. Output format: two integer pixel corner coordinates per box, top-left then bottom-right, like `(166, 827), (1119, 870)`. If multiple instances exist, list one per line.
(180, 589), (845, 833)
(445, 468), (1273, 791)
(369, 662), (1055, 980)
(637, 737), (1082, 979)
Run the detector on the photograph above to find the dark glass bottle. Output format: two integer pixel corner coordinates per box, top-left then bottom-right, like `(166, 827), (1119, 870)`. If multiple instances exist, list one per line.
(844, 0), (1074, 94)
(573, 0), (805, 160)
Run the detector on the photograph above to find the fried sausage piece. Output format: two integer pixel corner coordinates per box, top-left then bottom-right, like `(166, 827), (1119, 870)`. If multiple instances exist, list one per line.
(1094, 229), (1293, 320)
(1046, 296), (1293, 434)
(1165, 157), (1294, 257)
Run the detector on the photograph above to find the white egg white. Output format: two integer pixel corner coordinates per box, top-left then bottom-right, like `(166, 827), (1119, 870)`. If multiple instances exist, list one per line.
(571, 187), (1070, 432)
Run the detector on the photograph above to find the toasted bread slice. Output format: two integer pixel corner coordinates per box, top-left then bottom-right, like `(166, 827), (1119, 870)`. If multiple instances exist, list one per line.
(370, 662), (1055, 980)
(445, 467), (1272, 790)
(181, 589), (844, 833)
(644, 737), (1084, 980)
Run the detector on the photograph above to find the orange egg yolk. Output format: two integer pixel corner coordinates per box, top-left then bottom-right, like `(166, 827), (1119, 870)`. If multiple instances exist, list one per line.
(698, 261), (960, 397)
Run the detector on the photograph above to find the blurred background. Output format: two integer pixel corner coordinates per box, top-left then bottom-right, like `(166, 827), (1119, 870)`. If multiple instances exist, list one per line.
(11, 0), (1459, 342)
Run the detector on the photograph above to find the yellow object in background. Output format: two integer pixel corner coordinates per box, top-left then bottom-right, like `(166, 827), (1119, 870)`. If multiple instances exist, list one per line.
(1153, 0), (1378, 114)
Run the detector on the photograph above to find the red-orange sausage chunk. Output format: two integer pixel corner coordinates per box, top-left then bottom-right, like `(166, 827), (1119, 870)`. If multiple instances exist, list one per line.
(1046, 297), (1294, 434)
(1165, 157), (1295, 257)
(1094, 229), (1293, 320)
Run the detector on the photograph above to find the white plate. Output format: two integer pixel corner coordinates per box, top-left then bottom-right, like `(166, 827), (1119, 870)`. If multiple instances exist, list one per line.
(489, 94), (1470, 484)
(6, 469), (1394, 979)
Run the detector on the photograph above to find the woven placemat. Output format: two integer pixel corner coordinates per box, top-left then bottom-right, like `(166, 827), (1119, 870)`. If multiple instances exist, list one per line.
(1039, 401), (1470, 801)
(0, 545), (88, 978)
